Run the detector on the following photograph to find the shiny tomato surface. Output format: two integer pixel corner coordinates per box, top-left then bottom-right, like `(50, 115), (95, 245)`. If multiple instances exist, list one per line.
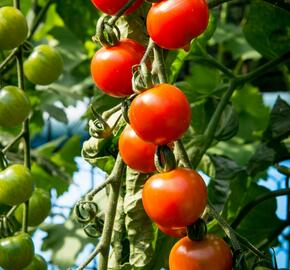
(91, 0), (143, 15)
(142, 168), (207, 227)
(169, 234), (233, 270)
(147, 0), (209, 49)
(119, 125), (157, 173)
(129, 83), (191, 145)
(91, 39), (145, 97)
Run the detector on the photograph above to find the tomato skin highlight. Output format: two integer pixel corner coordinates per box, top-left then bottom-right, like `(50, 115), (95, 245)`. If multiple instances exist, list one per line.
(169, 234), (233, 270)
(147, 0), (209, 49)
(0, 233), (35, 270)
(129, 83), (191, 145)
(142, 168), (207, 227)
(24, 45), (63, 85)
(157, 224), (187, 238)
(91, 0), (143, 15)
(119, 125), (157, 173)
(0, 6), (28, 50)
(91, 39), (145, 97)
(0, 85), (31, 127)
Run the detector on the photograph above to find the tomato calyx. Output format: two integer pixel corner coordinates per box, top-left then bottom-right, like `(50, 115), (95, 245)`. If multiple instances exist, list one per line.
(89, 106), (113, 139)
(93, 15), (121, 47)
(122, 95), (137, 124)
(154, 145), (176, 173)
(186, 218), (207, 241)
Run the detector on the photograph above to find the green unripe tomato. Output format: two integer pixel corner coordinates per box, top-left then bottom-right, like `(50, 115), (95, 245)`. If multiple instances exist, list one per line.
(23, 254), (47, 270)
(0, 85), (31, 127)
(0, 233), (35, 270)
(24, 44), (64, 85)
(15, 188), (51, 227)
(0, 6), (28, 50)
(0, 164), (34, 206)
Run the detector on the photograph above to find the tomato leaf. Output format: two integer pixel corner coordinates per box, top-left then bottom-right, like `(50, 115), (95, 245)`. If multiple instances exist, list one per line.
(243, 0), (290, 59)
(123, 168), (155, 268)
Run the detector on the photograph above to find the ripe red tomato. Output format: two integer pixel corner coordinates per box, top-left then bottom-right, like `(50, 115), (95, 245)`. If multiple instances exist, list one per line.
(142, 168), (207, 227)
(91, 0), (143, 15)
(147, 0), (209, 49)
(157, 224), (187, 238)
(169, 234), (233, 270)
(91, 39), (145, 97)
(119, 125), (157, 173)
(129, 83), (191, 145)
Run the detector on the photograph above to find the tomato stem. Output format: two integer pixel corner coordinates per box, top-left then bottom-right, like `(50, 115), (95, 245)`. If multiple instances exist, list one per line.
(77, 154), (125, 270)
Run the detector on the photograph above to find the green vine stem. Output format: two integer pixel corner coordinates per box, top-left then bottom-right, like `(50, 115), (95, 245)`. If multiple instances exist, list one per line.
(13, 0), (30, 234)
(174, 140), (192, 168)
(231, 188), (290, 229)
(152, 43), (167, 84)
(109, 0), (139, 25)
(207, 203), (241, 251)
(77, 154), (125, 270)
(2, 130), (25, 154)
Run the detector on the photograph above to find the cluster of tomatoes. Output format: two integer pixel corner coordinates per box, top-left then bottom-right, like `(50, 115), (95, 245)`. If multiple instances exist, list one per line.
(90, 0), (233, 269)
(0, 5), (62, 270)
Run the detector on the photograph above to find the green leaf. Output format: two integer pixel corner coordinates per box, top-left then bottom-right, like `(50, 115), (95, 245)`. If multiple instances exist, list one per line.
(124, 168), (155, 268)
(55, 0), (98, 42)
(235, 183), (283, 245)
(51, 135), (81, 175)
(243, 0), (290, 59)
(208, 155), (246, 211)
(91, 92), (121, 114)
(215, 105), (239, 141)
(39, 104), (68, 124)
(41, 218), (98, 269)
(232, 85), (269, 141)
(31, 163), (70, 196)
(263, 97), (290, 141)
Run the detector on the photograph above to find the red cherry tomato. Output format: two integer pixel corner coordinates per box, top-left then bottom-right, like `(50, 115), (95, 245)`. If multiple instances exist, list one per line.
(147, 0), (209, 49)
(91, 0), (143, 15)
(119, 125), (157, 173)
(157, 224), (187, 238)
(91, 39), (145, 97)
(142, 168), (207, 227)
(169, 234), (233, 270)
(129, 83), (191, 145)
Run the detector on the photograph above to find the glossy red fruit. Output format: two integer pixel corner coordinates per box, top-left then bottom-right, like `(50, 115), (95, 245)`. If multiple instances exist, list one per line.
(169, 234), (233, 270)
(119, 125), (157, 173)
(91, 0), (143, 15)
(142, 168), (207, 227)
(91, 39), (145, 97)
(157, 224), (187, 238)
(147, 0), (209, 49)
(129, 83), (191, 145)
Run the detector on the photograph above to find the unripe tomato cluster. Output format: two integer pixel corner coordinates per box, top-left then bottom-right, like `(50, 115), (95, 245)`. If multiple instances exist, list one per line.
(0, 5), (56, 270)
(90, 0), (232, 269)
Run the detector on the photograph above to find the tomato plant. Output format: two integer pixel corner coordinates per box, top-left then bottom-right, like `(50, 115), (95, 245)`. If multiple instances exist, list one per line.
(118, 125), (157, 173)
(0, 6), (28, 51)
(169, 234), (233, 270)
(142, 168), (207, 227)
(23, 254), (47, 270)
(24, 44), (64, 85)
(91, 0), (144, 15)
(0, 233), (35, 270)
(0, 164), (34, 206)
(147, 0), (209, 49)
(15, 188), (51, 227)
(129, 83), (191, 145)
(0, 85), (31, 127)
(91, 39), (145, 97)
